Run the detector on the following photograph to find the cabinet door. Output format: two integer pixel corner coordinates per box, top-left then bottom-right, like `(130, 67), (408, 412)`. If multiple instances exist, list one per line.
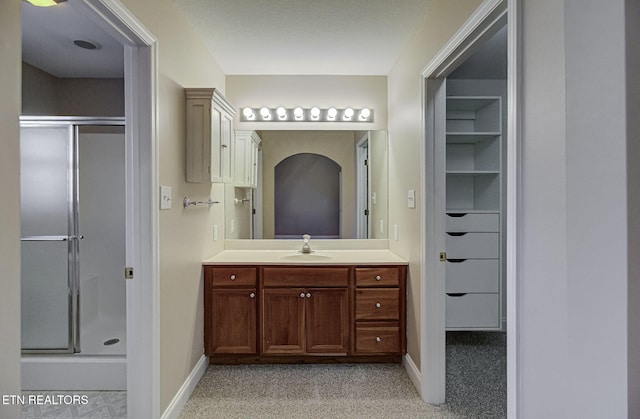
(305, 288), (349, 354)
(220, 111), (233, 183)
(262, 288), (305, 354)
(207, 288), (257, 354)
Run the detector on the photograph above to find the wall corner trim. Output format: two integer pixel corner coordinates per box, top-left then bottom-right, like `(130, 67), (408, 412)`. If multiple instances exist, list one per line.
(403, 354), (422, 396)
(161, 355), (209, 419)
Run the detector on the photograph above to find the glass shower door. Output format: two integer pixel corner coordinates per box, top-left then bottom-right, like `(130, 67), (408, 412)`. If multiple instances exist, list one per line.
(20, 125), (76, 353)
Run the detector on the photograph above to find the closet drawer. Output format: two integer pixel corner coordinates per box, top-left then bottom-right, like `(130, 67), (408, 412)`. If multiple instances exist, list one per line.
(355, 289), (400, 321)
(445, 259), (499, 293)
(355, 322), (400, 354)
(445, 293), (500, 329)
(207, 267), (256, 287)
(355, 267), (400, 287)
(446, 213), (499, 232)
(446, 232), (498, 259)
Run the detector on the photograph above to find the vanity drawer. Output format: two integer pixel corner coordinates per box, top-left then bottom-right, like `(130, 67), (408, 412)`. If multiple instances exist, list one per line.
(446, 213), (499, 232)
(355, 289), (400, 320)
(446, 232), (499, 259)
(208, 267), (256, 287)
(262, 267), (349, 287)
(445, 293), (500, 329)
(355, 322), (400, 354)
(355, 267), (400, 287)
(446, 259), (499, 293)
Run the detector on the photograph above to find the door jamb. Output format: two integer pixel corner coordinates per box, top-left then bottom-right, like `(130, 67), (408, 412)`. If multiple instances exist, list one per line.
(419, 1), (519, 417)
(75, 1), (159, 417)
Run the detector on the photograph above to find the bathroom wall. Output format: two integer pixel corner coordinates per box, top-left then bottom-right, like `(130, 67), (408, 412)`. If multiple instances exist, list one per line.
(119, 0), (228, 412)
(387, 0), (483, 372)
(22, 63), (124, 116)
(0, 1), (22, 417)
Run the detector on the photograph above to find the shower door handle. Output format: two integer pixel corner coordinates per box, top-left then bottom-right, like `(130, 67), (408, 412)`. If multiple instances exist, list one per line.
(21, 236), (69, 241)
(68, 235), (85, 241)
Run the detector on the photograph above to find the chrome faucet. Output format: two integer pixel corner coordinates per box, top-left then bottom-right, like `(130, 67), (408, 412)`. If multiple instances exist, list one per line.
(301, 234), (312, 254)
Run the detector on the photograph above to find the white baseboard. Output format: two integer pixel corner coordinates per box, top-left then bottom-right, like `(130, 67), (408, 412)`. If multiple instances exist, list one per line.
(403, 354), (422, 397)
(161, 355), (208, 419)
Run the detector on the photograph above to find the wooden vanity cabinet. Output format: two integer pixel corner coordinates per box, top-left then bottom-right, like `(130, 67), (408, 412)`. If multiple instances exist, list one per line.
(204, 264), (406, 363)
(353, 266), (407, 355)
(204, 267), (257, 355)
(262, 267), (350, 355)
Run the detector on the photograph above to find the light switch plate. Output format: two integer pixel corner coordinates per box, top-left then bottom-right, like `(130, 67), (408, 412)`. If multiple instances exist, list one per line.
(160, 185), (172, 210)
(407, 189), (416, 209)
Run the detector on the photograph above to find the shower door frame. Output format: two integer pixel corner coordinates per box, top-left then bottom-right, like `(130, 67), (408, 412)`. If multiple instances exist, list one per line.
(20, 116), (126, 355)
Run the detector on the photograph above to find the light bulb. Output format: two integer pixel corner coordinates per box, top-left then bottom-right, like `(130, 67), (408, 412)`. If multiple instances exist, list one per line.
(276, 107), (287, 119)
(243, 108), (254, 119)
(344, 108), (354, 120)
(327, 108), (337, 119)
(260, 107), (271, 119)
(359, 108), (371, 120)
(294, 107), (304, 119)
(310, 107), (320, 119)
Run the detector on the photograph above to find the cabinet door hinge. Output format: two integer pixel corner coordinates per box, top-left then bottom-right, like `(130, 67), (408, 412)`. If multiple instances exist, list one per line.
(439, 252), (447, 262)
(125, 267), (134, 279)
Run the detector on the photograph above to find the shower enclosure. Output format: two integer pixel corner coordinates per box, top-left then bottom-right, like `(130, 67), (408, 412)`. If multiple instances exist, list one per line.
(20, 117), (127, 390)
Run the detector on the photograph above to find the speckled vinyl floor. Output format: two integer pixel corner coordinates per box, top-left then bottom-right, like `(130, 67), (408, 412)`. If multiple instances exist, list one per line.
(180, 332), (506, 419)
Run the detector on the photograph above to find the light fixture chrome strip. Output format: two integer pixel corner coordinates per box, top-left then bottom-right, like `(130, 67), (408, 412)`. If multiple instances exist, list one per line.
(241, 107), (373, 122)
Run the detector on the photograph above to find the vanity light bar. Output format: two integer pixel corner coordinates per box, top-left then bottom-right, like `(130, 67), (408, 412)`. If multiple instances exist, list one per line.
(240, 107), (373, 122)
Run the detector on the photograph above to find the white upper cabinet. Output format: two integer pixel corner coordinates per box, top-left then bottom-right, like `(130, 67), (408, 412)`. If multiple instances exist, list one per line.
(234, 130), (261, 189)
(185, 88), (236, 183)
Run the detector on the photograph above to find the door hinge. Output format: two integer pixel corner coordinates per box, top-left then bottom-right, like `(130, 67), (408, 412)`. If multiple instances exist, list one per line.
(364, 159), (368, 166)
(125, 267), (134, 279)
(439, 252), (447, 262)
(364, 209), (369, 216)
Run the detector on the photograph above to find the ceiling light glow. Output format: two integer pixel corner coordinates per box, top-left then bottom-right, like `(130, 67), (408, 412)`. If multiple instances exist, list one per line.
(25, 0), (66, 6)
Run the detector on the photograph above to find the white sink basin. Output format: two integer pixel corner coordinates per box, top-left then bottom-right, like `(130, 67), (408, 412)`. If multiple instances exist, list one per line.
(279, 253), (332, 261)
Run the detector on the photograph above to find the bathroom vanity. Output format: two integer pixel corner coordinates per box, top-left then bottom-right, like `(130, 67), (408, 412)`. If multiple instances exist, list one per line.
(203, 249), (407, 363)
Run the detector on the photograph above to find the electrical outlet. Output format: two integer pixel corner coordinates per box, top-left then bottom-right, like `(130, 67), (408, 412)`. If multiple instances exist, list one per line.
(407, 189), (415, 209)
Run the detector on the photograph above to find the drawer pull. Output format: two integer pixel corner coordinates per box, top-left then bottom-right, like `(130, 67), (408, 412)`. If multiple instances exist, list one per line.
(447, 232), (467, 237)
(447, 259), (467, 263)
(376, 336), (382, 343)
(375, 275), (382, 281)
(446, 213), (468, 217)
(306, 293), (311, 298)
(446, 293), (468, 297)
(300, 293), (305, 298)
(249, 292), (255, 298)
(230, 275), (236, 281)
(375, 302), (381, 308)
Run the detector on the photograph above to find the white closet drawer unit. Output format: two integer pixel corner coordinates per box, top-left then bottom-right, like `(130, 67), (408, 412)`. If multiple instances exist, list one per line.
(446, 259), (499, 293)
(445, 293), (500, 329)
(446, 232), (499, 259)
(446, 213), (499, 232)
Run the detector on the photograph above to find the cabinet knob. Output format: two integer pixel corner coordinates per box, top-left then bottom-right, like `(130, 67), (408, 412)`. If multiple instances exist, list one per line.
(375, 275), (381, 281)
(306, 293), (311, 298)
(300, 293), (305, 298)
(249, 292), (255, 298)
(375, 302), (381, 308)
(376, 337), (382, 343)
(230, 275), (236, 281)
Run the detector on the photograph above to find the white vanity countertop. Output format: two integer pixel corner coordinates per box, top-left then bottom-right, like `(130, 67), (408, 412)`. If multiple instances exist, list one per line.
(202, 249), (408, 266)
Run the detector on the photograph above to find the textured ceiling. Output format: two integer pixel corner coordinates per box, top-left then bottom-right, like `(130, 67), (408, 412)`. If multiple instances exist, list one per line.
(22, 1), (124, 78)
(174, 0), (434, 75)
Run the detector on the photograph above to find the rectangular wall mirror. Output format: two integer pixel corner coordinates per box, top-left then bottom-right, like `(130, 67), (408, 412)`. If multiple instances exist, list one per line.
(225, 130), (388, 240)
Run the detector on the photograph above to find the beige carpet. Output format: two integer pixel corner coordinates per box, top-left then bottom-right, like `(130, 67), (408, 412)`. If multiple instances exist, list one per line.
(179, 363), (461, 419)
